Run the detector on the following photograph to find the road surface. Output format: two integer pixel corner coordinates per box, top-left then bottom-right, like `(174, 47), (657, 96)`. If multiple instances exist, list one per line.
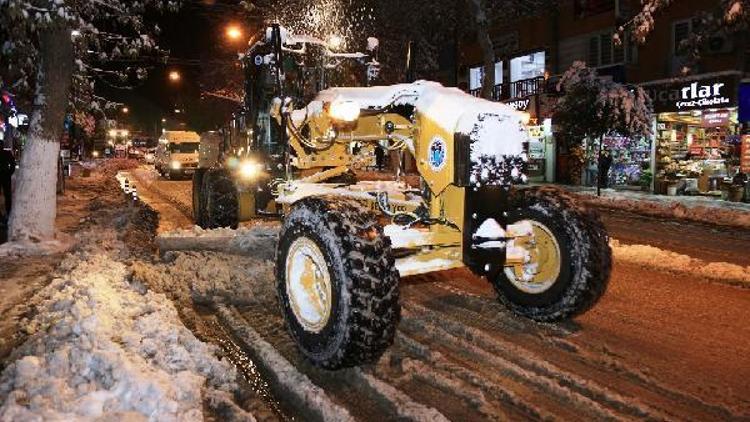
(127, 165), (750, 420)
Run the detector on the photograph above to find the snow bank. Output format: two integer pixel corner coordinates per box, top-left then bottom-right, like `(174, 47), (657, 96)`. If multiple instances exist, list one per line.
(0, 251), (252, 421)
(0, 237), (72, 258)
(611, 239), (750, 286)
(572, 188), (750, 229)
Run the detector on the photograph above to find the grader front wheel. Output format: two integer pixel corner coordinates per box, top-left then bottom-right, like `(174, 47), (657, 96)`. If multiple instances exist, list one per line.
(276, 196), (400, 369)
(493, 187), (612, 322)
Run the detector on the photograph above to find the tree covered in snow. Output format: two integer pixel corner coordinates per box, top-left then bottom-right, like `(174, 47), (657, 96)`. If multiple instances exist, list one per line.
(619, 0), (749, 73)
(0, 0), (180, 242)
(553, 61), (653, 185)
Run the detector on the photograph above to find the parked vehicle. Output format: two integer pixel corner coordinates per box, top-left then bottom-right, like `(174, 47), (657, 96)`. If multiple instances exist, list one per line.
(155, 131), (200, 179)
(144, 147), (156, 164)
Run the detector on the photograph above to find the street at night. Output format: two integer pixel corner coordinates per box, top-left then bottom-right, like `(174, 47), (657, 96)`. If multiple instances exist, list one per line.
(2, 0), (750, 420)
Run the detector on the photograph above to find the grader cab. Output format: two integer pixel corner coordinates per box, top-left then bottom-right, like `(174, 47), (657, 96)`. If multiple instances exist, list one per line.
(194, 25), (612, 370)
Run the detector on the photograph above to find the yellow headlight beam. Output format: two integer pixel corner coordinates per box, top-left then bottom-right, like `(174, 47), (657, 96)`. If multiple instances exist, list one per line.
(239, 161), (262, 179)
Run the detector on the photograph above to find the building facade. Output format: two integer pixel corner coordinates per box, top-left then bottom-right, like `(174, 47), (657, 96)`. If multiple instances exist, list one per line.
(458, 0), (748, 200)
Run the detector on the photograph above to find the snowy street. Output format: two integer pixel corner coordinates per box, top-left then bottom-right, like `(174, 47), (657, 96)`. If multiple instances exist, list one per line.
(3, 1), (750, 420)
(111, 165), (750, 419)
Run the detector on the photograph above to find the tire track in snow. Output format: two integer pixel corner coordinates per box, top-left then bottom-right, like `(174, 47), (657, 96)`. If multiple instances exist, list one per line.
(235, 305), (451, 421)
(402, 282), (744, 420)
(399, 301), (665, 420)
(216, 305), (355, 422)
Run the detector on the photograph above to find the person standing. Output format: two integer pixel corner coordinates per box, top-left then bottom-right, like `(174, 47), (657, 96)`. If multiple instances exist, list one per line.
(0, 148), (15, 219)
(598, 147), (613, 189)
(374, 144), (385, 171)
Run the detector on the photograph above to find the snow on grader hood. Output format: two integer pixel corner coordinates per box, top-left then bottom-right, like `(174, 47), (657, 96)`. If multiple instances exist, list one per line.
(315, 81), (530, 192)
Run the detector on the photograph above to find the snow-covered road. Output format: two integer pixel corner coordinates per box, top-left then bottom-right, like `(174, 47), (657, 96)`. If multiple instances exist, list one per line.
(125, 165), (750, 419)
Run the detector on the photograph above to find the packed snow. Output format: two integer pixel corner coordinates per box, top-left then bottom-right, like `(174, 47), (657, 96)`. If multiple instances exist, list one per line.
(610, 239), (750, 286)
(569, 187), (750, 229)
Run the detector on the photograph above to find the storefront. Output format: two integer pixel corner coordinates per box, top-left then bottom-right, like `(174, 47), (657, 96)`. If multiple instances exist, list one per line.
(503, 94), (556, 183)
(643, 72), (745, 200)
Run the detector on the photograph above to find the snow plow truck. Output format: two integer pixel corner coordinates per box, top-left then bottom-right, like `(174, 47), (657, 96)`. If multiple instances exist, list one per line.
(193, 25), (612, 369)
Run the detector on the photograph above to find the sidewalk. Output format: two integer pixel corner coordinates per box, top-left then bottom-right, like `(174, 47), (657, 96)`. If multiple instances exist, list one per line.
(553, 184), (750, 229)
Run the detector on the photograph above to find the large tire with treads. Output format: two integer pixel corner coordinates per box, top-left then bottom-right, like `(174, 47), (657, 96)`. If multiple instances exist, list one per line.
(276, 196), (400, 369)
(491, 186), (611, 321)
(192, 168), (207, 227)
(202, 169), (238, 229)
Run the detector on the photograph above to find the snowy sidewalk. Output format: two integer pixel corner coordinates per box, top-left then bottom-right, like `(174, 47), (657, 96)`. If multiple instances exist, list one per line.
(555, 184), (750, 229)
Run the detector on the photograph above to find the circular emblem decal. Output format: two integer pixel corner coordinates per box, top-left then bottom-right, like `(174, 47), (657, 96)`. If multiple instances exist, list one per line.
(428, 136), (447, 172)
(253, 55), (263, 66)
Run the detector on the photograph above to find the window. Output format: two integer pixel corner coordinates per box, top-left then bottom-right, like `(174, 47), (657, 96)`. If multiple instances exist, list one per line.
(574, 0), (615, 18)
(672, 18), (700, 56)
(469, 62), (503, 91)
(169, 142), (199, 153)
(510, 51), (545, 82)
(587, 31), (632, 67)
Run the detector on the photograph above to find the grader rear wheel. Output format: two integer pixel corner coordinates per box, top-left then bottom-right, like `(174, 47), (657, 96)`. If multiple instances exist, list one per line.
(276, 196), (400, 369)
(202, 169), (238, 229)
(492, 187), (612, 321)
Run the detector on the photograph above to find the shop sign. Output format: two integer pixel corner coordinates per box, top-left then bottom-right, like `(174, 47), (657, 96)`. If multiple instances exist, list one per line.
(644, 74), (738, 113)
(527, 125), (543, 139)
(504, 98), (531, 111)
(701, 110), (731, 127)
(740, 83), (750, 122)
(528, 140), (544, 159)
(741, 135), (750, 174)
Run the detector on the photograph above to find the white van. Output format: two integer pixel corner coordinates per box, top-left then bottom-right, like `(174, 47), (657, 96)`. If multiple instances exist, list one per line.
(155, 131), (200, 179)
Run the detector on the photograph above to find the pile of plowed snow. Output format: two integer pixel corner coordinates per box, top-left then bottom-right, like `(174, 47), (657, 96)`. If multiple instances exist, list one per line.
(611, 239), (750, 286)
(574, 190), (750, 229)
(0, 250), (252, 421)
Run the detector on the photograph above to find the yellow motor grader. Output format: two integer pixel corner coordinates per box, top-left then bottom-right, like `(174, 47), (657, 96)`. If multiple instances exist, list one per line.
(194, 25), (611, 369)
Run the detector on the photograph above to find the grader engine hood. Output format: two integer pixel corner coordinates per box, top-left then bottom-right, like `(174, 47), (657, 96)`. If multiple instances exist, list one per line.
(315, 81), (529, 193)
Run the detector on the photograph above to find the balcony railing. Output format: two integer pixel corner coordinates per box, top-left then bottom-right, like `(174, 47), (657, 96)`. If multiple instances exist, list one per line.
(467, 76), (549, 102)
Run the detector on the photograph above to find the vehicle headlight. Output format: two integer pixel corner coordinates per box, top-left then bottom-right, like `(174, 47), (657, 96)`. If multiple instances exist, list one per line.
(170, 160), (182, 170)
(239, 160), (262, 179)
(329, 100), (360, 122)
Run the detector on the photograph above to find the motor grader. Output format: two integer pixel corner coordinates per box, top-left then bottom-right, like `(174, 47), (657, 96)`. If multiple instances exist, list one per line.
(194, 25), (611, 369)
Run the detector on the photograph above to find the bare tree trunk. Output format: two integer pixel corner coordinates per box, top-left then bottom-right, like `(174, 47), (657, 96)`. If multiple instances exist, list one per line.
(467, 0), (495, 99)
(9, 27), (74, 242)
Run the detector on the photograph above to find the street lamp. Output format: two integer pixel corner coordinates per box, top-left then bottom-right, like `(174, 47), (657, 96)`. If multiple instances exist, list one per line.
(168, 70), (181, 83)
(226, 25), (243, 42)
(122, 107), (129, 114)
(328, 35), (343, 51)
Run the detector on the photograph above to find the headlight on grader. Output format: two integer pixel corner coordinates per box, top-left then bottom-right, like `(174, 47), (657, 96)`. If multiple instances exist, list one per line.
(329, 100), (361, 123)
(239, 160), (262, 179)
(170, 160), (181, 170)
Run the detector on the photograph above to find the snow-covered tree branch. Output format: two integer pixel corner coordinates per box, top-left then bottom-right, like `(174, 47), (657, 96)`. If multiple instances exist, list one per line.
(0, 0), (181, 243)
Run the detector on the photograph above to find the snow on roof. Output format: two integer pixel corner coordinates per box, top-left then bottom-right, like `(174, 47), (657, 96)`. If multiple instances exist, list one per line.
(316, 80), (522, 135)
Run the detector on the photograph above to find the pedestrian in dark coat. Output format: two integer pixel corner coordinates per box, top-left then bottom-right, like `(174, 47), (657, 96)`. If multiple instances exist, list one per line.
(0, 149), (15, 217)
(598, 147), (613, 189)
(375, 144), (385, 171)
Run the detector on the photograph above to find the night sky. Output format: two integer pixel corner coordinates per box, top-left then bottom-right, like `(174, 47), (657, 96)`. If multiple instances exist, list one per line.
(101, 0), (259, 138)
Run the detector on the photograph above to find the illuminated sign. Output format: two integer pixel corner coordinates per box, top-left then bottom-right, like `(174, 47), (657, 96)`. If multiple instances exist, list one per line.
(644, 74), (738, 113)
(504, 98), (531, 111)
(677, 82), (730, 110)
(701, 110), (730, 127)
(527, 125), (543, 139)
